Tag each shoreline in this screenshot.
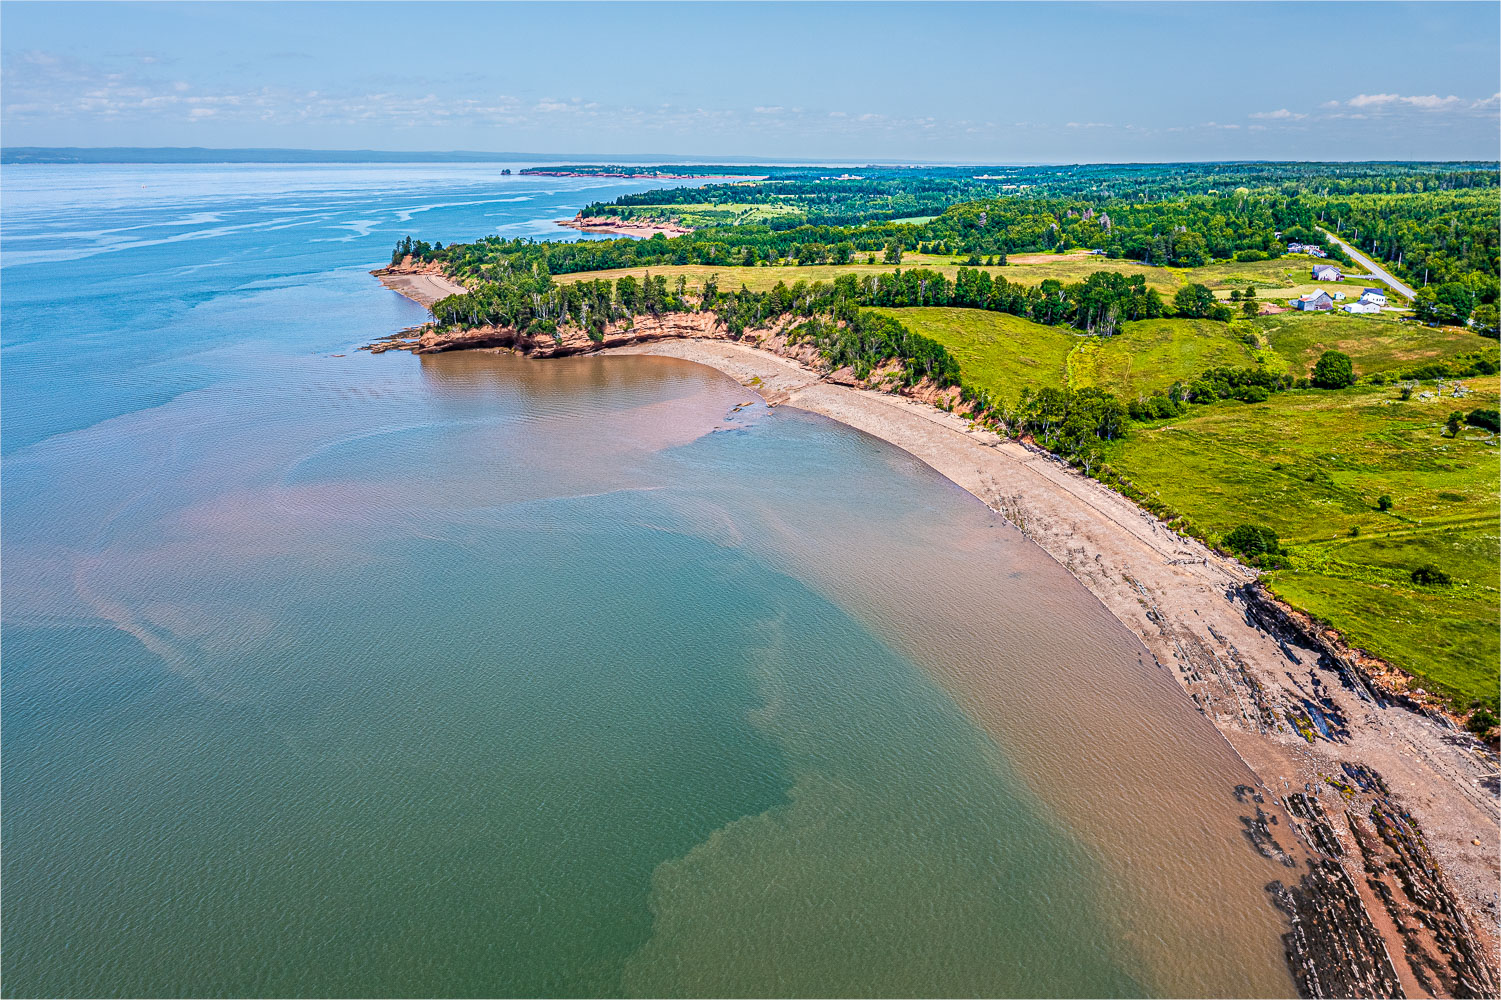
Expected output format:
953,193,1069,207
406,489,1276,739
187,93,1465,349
556,214,695,239
370,262,467,307
611,337,1500,994
370,274,1498,994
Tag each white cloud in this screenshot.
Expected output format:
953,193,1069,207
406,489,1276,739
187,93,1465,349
1249,108,1305,120
1345,93,1465,111
1347,93,1400,108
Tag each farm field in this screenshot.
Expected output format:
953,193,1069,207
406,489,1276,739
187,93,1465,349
868,307,1079,398
1102,381,1499,706
553,252,1411,306
866,307,1476,404
1255,312,1493,376
554,256,1186,295
595,202,802,227
1068,318,1258,398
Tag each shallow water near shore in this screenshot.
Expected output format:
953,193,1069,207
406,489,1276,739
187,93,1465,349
4,164,1294,997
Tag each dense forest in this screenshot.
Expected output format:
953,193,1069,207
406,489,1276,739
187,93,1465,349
575,162,1499,227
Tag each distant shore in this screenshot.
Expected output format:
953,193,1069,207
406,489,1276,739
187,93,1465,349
556,214,695,239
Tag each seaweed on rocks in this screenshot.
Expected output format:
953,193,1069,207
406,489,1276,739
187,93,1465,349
1269,858,1405,999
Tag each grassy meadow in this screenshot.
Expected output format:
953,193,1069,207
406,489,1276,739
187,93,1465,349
1104,381,1498,706
868,307,1081,397
1256,312,1492,376
552,251,1413,307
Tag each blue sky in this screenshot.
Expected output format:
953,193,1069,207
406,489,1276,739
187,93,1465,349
3,1,1497,161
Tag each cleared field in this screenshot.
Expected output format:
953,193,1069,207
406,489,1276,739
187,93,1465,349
1069,319,1258,398
1188,255,1368,288
1257,312,1494,377
555,257,1184,294
1105,381,1499,705
868,307,1079,398
1273,524,1498,706
596,202,801,227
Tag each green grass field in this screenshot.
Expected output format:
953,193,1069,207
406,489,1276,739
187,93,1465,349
596,202,801,227
1070,319,1259,398
554,253,1413,308
868,307,1080,398
1257,312,1493,377
1103,381,1499,706
554,255,1187,295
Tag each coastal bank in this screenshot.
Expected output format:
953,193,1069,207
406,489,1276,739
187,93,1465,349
371,267,1500,998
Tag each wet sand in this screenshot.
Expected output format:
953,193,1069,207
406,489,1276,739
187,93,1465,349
604,336,1500,995
371,267,467,307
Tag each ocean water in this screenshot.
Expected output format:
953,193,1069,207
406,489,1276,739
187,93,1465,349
2,164,1296,997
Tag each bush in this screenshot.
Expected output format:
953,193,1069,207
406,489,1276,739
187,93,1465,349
1239,385,1270,403
1466,708,1498,738
1466,408,1500,432
1234,249,1269,262
1410,564,1451,586
1377,494,1393,511
1311,350,1356,389
1223,524,1281,559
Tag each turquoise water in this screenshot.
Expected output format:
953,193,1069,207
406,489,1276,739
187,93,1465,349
2,165,1294,997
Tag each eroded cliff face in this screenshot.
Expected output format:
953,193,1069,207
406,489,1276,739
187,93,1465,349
364,315,967,419
367,311,731,357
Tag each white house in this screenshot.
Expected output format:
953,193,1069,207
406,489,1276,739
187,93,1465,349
1294,291,1334,311
1312,264,1343,282
1359,288,1387,306
1331,291,1346,301
1343,302,1381,315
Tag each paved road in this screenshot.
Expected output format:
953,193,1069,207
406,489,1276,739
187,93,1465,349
1319,229,1417,299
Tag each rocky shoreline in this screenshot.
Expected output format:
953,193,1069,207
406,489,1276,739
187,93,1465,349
555,214,695,239
368,273,1499,998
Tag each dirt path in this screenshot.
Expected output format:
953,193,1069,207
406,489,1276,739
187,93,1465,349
609,337,1500,993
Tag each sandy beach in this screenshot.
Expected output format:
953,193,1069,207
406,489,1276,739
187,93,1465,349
370,265,467,307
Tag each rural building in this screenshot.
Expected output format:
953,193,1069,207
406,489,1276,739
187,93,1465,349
1312,264,1342,281
1343,302,1381,314
1286,242,1330,258
1293,291,1334,311
1331,291,1346,301
1359,288,1387,306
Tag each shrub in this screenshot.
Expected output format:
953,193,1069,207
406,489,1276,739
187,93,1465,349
1466,708,1498,738
1239,385,1270,403
1311,350,1356,389
1234,249,1269,262
1377,494,1393,511
1446,411,1464,436
1410,564,1451,586
1465,408,1500,432
1222,524,1281,558
1399,386,1413,400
